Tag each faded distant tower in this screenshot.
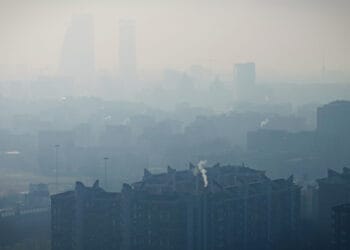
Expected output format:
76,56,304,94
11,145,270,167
118,20,137,82
60,14,95,79
234,62,256,101
234,62,256,87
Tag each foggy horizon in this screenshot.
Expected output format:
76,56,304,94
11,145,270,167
0,0,349,83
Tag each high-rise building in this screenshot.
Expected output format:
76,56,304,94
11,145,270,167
51,181,121,250
123,164,300,250
52,164,300,250
332,204,350,250
317,100,350,135
118,20,137,82
316,101,350,166
317,168,350,232
234,62,256,101
60,14,95,79
234,63,256,87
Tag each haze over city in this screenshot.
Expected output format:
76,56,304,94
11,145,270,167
0,1,350,250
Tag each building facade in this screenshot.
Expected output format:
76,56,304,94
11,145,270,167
52,164,300,250
317,168,350,231
332,204,350,250
51,180,121,250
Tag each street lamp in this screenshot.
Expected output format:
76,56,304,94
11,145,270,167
54,144,60,193
103,157,109,190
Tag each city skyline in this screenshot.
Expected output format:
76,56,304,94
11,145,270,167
0,0,349,82
1,1,350,250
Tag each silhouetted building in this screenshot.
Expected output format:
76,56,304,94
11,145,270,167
51,181,121,250
121,182,188,250
0,207,50,249
52,164,300,250
317,168,350,233
0,184,50,249
124,164,300,250
317,100,350,136
332,204,350,250
316,101,350,166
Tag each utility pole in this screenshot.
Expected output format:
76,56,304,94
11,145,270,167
54,144,60,193
103,157,109,190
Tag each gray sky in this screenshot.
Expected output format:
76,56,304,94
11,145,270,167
0,0,349,80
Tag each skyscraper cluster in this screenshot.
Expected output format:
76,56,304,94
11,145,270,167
59,15,137,91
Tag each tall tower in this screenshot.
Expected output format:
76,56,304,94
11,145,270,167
60,14,95,79
118,20,137,82
234,62,256,87
234,62,256,101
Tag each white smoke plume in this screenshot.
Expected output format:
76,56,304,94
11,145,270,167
260,118,269,128
193,160,208,187
104,115,112,121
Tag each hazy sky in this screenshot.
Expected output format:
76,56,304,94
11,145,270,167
0,0,349,80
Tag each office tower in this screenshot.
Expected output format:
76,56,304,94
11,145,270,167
51,181,121,250
332,204,350,250
60,14,95,79
118,20,137,82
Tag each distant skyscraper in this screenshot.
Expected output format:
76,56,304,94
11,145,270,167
234,62,256,87
317,100,350,135
118,20,137,82
234,62,256,101
60,14,95,79
316,101,350,166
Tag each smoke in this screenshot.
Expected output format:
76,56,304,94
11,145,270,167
104,115,112,120
193,160,208,187
260,118,269,128
122,118,131,125
4,151,20,155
